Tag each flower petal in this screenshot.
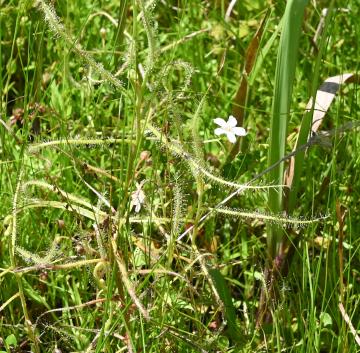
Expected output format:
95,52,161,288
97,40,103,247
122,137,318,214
214,118,227,128
227,115,238,127
214,128,225,136
138,191,145,203
226,132,237,143
232,127,247,136
135,203,141,213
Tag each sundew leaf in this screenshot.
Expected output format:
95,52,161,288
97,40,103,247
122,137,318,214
212,207,326,228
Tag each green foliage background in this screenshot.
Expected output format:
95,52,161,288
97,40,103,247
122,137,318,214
0,0,360,352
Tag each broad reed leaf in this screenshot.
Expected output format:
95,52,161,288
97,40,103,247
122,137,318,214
267,0,308,258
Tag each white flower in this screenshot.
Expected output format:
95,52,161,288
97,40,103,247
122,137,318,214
130,181,146,213
214,115,247,143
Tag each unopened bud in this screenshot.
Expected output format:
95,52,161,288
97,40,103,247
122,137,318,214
100,27,107,39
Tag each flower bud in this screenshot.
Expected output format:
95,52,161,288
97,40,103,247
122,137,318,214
100,27,107,40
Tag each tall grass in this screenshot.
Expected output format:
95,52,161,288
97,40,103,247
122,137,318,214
0,1,359,352
267,0,308,259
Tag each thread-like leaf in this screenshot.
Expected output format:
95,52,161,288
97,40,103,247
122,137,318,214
36,0,126,92
212,207,327,228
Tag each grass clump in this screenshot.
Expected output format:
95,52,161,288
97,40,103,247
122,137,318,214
1,1,360,352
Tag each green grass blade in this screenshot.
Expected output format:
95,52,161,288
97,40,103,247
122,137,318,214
267,0,308,259
286,3,335,214
208,268,244,344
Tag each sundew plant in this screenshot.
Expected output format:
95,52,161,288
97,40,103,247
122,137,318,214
1,0,360,352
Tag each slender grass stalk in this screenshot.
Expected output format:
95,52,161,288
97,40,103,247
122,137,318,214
191,96,206,247
113,0,129,67
167,180,182,267
0,292,21,313
10,164,40,353
267,0,308,259
111,237,150,320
